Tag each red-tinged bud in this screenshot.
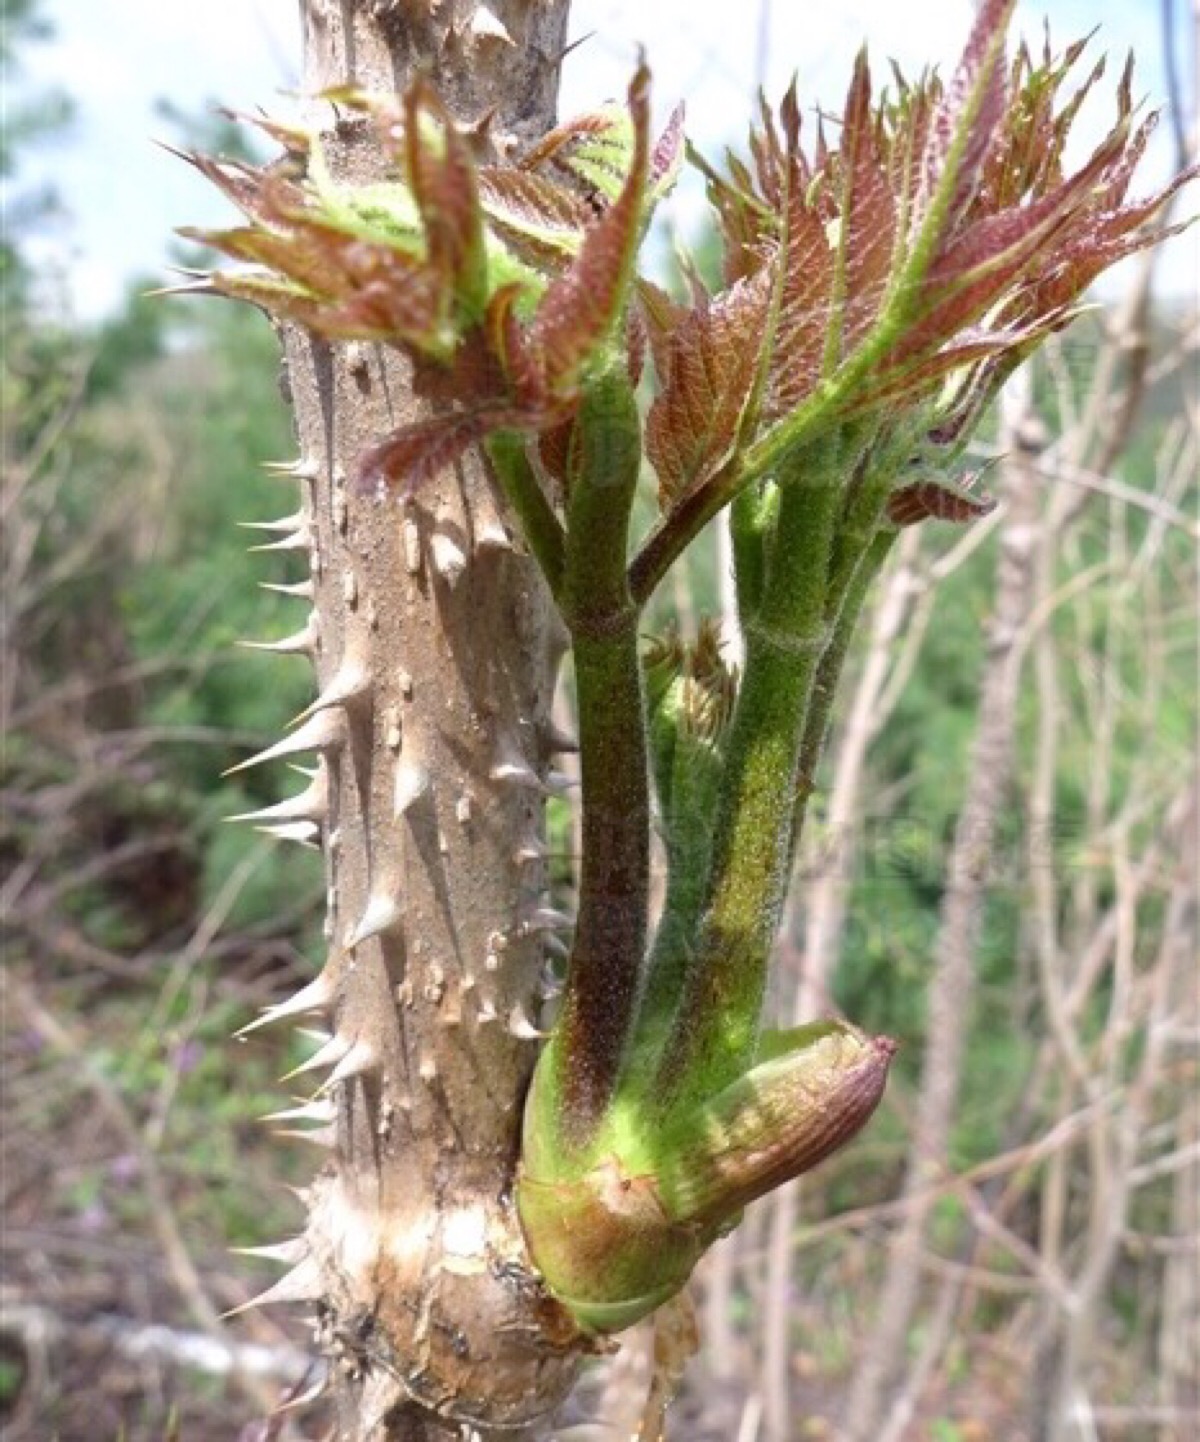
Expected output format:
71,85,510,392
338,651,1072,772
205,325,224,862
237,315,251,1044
518,1022,894,1334
658,1023,896,1228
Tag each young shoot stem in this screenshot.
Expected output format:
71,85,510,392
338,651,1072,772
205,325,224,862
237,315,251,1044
539,364,651,1150
790,526,897,867
485,430,567,597
655,439,844,1106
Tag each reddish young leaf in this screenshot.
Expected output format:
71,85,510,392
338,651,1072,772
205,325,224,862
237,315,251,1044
478,167,591,267
646,272,771,506
184,224,340,297
207,270,334,328
626,304,648,389
768,179,835,418
913,0,1016,240
1012,186,1198,323
637,278,690,388
836,51,899,355
485,283,546,406
891,124,1132,364
848,321,1060,413
689,142,776,284
528,65,653,398
403,80,487,311
887,474,998,527
651,104,687,193
359,406,533,495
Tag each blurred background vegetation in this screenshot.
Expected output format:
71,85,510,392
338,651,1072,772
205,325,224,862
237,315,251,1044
2,1,1197,1438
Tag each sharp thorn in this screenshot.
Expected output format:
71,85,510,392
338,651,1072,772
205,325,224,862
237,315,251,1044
233,1237,310,1266
259,578,316,599
490,760,541,789
255,820,321,847
281,1030,352,1082
236,973,335,1038
507,1004,548,1040
272,1376,330,1417
238,510,306,534
223,711,343,776
521,907,573,935
537,968,563,1001
543,721,579,753
227,767,329,828
262,459,319,482
346,893,403,948
430,532,467,585
249,524,313,554
147,277,216,297
394,761,431,818
475,521,513,554
223,1259,324,1316
291,662,370,725
273,1124,337,1148
260,1096,336,1125
319,1038,379,1091
239,615,319,655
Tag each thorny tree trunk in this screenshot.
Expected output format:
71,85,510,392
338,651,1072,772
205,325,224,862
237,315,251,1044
842,387,1044,1441
255,4,584,1439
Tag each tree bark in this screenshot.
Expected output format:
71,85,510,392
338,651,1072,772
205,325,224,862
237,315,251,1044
254,4,581,1438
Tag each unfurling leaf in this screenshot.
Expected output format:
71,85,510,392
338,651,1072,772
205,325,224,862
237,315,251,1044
646,273,770,506
478,168,592,267
832,51,899,359
359,406,531,493
887,473,997,528
403,79,487,314
528,64,654,398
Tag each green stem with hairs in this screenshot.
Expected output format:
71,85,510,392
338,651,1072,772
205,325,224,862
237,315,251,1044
730,481,777,620
527,362,651,1153
790,526,897,866
485,430,566,597
656,441,844,1105
623,709,719,1075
